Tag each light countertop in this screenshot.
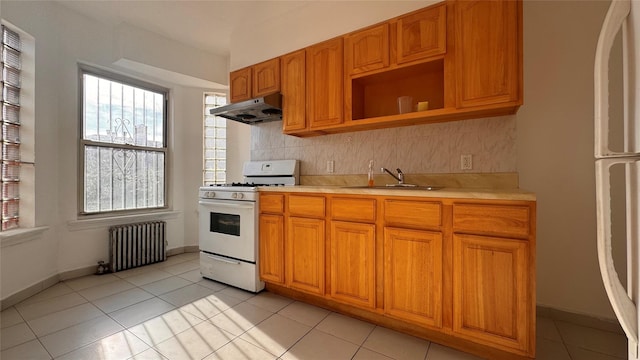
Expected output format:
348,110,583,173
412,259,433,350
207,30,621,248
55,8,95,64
258,185,536,201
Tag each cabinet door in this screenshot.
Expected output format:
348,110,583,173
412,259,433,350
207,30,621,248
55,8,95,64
345,24,389,76
396,3,446,65
307,38,343,128
282,50,307,133
330,221,375,308
454,0,521,108
259,214,285,284
229,67,252,103
253,58,280,97
384,227,442,328
286,217,325,295
453,233,530,353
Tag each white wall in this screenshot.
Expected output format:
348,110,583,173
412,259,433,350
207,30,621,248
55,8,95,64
0,1,233,300
518,0,615,319
229,1,437,70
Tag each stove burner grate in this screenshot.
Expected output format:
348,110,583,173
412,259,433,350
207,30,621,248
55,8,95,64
209,182,285,187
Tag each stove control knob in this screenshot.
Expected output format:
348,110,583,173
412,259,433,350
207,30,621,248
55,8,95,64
232,192,238,199
237,193,244,199
206,191,215,198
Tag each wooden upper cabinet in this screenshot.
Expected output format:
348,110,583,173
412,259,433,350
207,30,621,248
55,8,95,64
307,37,344,128
454,0,522,108
229,58,280,103
229,67,252,103
253,58,280,97
282,50,307,133
345,24,390,76
396,3,447,65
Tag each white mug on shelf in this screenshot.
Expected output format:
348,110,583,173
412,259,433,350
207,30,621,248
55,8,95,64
397,96,413,114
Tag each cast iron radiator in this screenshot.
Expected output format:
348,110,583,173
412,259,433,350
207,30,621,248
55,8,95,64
109,221,167,272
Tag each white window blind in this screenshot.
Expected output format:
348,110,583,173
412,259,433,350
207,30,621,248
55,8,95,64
203,93,227,185
1,25,21,231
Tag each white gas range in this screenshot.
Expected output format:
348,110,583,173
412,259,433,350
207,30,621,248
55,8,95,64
198,160,299,292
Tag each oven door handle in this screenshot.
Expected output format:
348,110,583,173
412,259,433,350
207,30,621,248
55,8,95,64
198,200,255,210
206,254,241,265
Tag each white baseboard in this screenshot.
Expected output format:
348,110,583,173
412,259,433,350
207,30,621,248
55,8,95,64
0,247,199,310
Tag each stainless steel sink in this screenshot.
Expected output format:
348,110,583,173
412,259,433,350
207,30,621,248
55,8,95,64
343,184,443,191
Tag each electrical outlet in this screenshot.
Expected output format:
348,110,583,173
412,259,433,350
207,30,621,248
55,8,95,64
461,154,472,170
327,160,335,173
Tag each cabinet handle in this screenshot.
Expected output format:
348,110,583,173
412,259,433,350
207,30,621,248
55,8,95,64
207,254,241,265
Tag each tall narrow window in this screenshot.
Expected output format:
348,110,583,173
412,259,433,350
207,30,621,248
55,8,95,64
1,25,21,230
80,67,168,214
203,93,227,185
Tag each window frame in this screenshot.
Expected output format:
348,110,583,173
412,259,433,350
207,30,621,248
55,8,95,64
203,92,227,186
0,20,35,234
1,24,23,231
78,64,169,216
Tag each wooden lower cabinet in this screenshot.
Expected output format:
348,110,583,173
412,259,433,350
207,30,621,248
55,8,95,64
453,233,531,353
286,216,325,295
258,192,536,359
330,221,376,308
259,214,285,284
384,227,443,328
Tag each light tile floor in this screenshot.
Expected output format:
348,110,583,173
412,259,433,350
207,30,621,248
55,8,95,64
0,252,627,360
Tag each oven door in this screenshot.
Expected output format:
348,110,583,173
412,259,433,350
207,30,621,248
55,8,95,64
198,198,257,262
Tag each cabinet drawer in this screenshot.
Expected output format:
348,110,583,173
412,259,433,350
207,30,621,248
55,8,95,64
453,203,530,239
260,194,284,213
331,197,376,223
384,199,441,229
289,195,326,218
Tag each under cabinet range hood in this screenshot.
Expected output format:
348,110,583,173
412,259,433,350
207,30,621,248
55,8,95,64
210,93,282,124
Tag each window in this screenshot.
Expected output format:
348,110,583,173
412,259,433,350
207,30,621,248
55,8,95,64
203,93,227,185
1,25,22,230
80,67,168,214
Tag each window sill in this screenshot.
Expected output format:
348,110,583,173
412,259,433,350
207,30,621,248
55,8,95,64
1,226,50,248
67,210,182,231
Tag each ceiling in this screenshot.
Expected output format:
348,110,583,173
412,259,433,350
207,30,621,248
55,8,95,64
53,1,316,56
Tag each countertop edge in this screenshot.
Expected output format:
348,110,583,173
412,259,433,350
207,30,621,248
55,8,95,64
258,185,536,201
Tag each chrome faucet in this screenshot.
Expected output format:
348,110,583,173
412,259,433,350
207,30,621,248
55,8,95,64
381,167,405,184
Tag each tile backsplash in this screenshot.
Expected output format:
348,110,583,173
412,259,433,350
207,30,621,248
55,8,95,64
250,116,516,176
